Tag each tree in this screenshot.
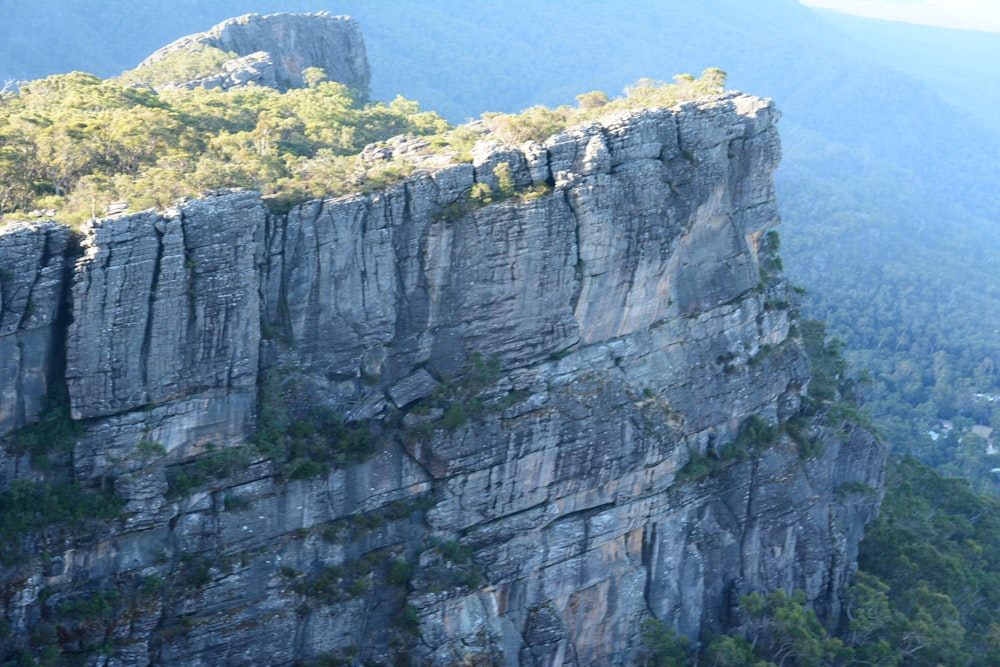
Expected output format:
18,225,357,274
741,590,843,667
575,90,609,109
639,618,691,666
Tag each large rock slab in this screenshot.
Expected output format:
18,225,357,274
65,191,263,428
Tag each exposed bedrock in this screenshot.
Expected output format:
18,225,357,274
0,93,886,666
136,12,370,93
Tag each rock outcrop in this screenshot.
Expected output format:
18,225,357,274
136,12,370,92
0,221,72,438
0,92,886,666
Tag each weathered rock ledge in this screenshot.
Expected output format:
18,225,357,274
0,93,885,666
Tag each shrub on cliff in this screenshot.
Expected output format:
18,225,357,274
480,68,728,148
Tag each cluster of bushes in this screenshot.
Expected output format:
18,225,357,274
0,67,448,224
6,386,82,471
479,68,728,148
0,480,122,565
0,63,729,226
252,371,378,481
319,493,436,543
402,352,505,441
416,538,484,592
164,444,252,498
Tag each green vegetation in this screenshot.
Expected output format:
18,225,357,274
638,618,691,666
141,574,164,597
422,538,484,591
852,455,1000,665
479,69,727,148
320,493,436,543
435,161,552,222
0,65,728,226
401,353,505,440
0,479,121,564
0,69,448,224
165,445,252,498
181,555,215,588
253,372,378,480
163,384,380,498
639,589,846,666
6,386,82,471
136,439,167,458
782,158,1000,496
291,550,390,604
674,414,780,483
799,318,874,440
56,588,119,621
118,46,236,88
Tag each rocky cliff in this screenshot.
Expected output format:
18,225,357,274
135,12,370,92
0,92,885,666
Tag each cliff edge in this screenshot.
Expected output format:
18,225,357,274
0,93,885,665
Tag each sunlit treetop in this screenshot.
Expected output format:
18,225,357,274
0,67,726,226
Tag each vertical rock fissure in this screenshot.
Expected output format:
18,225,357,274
273,211,293,342
14,236,46,334
641,522,658,616
140,224,166,392
358,200,371,320
739,457,760,588
391,184,416,349
180,217,198,380
562,188,585,316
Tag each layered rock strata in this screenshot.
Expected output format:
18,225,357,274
0,93,885,666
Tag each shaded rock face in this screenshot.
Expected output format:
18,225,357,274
0,94,886,666
138,12,370,92
0,221,72,438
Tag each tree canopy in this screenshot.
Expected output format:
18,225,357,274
0,67,727,226
0,68,449,223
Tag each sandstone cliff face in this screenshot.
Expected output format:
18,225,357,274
137,12,370,92
0,93,885,666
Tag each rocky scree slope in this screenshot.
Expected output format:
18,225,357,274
0,93,885,665
133,12,370,93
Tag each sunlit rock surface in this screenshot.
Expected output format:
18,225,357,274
136,12,370,92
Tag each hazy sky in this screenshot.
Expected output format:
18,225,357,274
799,0,1000,31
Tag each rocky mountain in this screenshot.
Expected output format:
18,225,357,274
132,12,370,92
0,15,884,667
